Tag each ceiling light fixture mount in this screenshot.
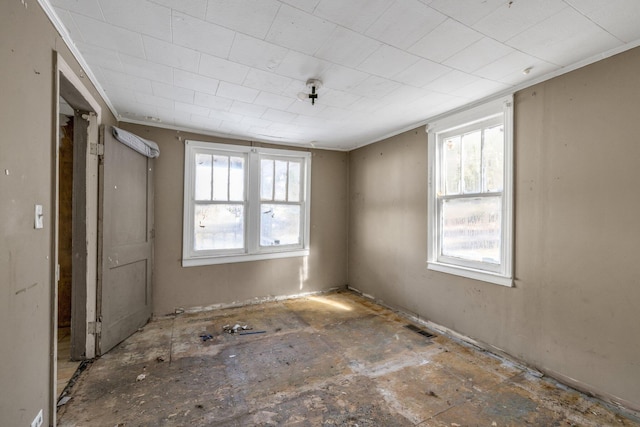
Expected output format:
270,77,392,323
297,79,322,105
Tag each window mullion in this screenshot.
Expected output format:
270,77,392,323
247,150,260,254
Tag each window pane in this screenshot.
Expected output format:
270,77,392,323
229,156,245,201
261,159,274,200
194,204,244,250
441,196,501,264
260,204,300,246
212,155,229,201
288,162,301,202
483,125,504,192
195,154,212,201
444,136,461,195
461,130,481,194
274,160,288,201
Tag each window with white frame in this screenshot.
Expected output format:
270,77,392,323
183,141,311,266
427,96,513,286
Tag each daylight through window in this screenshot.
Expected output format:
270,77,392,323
183,141,311,266
427,96,513,286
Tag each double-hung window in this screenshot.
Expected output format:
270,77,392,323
183,141,311,266
427,96,513,286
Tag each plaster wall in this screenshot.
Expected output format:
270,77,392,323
0,2,115,425
120,124,349,316
348,47,640,410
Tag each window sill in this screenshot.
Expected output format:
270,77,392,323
427,261,513,287
183,249,309,267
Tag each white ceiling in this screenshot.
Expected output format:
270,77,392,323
45,0,640,150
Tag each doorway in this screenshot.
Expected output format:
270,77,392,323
56,97,79,398
52,53,102,424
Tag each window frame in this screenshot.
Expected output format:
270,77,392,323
427,96,514,287
182,141,311,267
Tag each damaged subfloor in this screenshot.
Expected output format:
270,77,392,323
58,291,639,426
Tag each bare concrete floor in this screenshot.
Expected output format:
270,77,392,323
58,291,638,426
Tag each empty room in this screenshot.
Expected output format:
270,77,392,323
1,0,639,426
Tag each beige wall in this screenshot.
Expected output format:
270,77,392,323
349,47,640,410
0,2,116,426
120,124,349,316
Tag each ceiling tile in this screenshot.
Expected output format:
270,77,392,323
174,70,220,95
175,101,210,116
209,110,244,123
242,69,293,95
261,108,297,123
72,13,145,58
473,0,568,42
266,4,336,54
143,36,200,72
199,54,250,84
52,9,86,43
51,0,103,20
194,92,234,110
320,89,361,108
566,0,640,42
241,116,272,128
275,50,332,80
135,92,175,110
357,45,420,79
474,51,547,82
451,78,510,100
314,27,382,68
152,81,195,103
99,0,172,41
172,12,235,58
305,68,362,97
443,37,514,73
253,92,295,110
313,0,391,33
229,34,290,72
230,101,268,118
351,75,402,98
100,69,154,94
279,0,321,13
365,0,446,49
429,0,505,26
149,0,207,17
217,81,260,103
190,113,221,127
74,42,123,72
119,53,174,84
286,99,327,115
408,18,482,63
393,58,451,88
205,0,281,39
423,70,478,94
507,7,622,65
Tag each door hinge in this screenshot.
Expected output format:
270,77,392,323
90,143,104,156
88,320,102,335
55,264,60,283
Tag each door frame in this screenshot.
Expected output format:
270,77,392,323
51,53,102,424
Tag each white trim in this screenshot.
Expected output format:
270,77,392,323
427,96,514,286
183,249,310,267
427,261,513,287
182,141,311,266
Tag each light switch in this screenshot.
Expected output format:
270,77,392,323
35,204,43,229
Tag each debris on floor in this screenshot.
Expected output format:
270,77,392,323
56,292,640,427
223,323,252,334
199,333,213,342
135,373,146,382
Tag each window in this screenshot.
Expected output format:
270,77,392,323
427,96,513,286
183,141,311,266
